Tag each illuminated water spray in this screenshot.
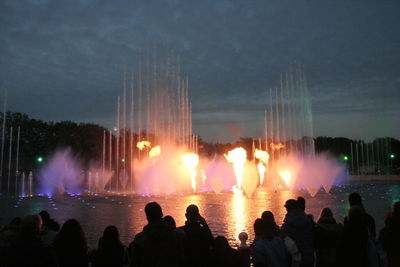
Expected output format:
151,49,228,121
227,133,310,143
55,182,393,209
181,153,199,192
254,149,269,185
225,147,247,194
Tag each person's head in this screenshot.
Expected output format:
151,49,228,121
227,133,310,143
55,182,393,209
99,225,122,249
185,204,200,222
214,236,230,251
54,219,87,250
238,232,248,245
284,199,298,212
253,218,266,238
39,210,50,223
163,215,176,229
20,215,42,237
348,192,362,207
297,197,306,211
319,207,333,220
144,202,163,223
261,211,275,224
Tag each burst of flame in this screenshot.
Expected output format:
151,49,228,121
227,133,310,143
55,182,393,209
181,153,199,192
257,162,266,185
270,142,285,150
254,149,269,163
254,149,269,185
137,141,151,150
224,147,247,193
149,146,161,158
278,170,292,186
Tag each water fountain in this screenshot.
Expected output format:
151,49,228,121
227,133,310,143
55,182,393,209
35,58,343,197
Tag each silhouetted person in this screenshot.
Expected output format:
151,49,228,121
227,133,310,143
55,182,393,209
297,196,315,222
179,204,214,267
40,210,60,245
282,199,314,267
379,201,400,267
261,210,281,236
297,197,306,211
209,236,246,267
339,205,369,267
40,210,60,231
90,225,127,267
129,202,183,267
0,217,21,247
1,214,58,267
344,192,376,240
163,215,176,230
252,218,289,267
314,208,343,267
53,218,88,267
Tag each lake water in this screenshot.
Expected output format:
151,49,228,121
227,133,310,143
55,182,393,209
1,182,399,248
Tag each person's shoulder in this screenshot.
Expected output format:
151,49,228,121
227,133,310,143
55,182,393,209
130,231,146,246
365,212,375,223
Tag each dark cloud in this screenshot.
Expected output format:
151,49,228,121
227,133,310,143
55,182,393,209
0,0,399,142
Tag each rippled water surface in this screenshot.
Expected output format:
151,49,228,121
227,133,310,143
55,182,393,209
2,182,400,248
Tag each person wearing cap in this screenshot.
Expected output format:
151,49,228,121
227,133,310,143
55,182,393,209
179,204,214,267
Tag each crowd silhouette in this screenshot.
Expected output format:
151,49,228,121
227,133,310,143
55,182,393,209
0,192,399,267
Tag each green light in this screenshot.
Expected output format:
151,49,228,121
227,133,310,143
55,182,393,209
343,155,349,161
37,156,44,163
390,154,395,159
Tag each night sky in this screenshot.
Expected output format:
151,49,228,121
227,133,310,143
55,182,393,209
1,0,399,142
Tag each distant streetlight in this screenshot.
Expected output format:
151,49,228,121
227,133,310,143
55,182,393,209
121,158,125,163
390,154,395,159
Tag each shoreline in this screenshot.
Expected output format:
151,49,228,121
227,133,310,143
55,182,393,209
346,175,400,183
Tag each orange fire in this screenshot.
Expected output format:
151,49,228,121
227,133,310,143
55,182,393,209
181,153,199,192
137,141,151,150
278,170,292,186
149,146,161,158
254,149,269,185
270,142,285,150
224,147,247,193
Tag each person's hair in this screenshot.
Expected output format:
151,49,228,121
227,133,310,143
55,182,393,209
99,225,123,249
144,202,163,223
261,211,275,224
214,236,231,251
163,215,176,229
53,219,87,252
284,199,298,212
186,204,200,222
238,232,248,242
254,218,266,238
297,197,306,211
39,210,50,223
319,207,333,220
20,215,42,236
348,192,362,206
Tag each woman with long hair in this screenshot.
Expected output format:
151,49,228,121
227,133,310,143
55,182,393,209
53,218,88,267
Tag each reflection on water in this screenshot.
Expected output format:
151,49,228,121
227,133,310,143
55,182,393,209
229,194,247,242
1,183,400,248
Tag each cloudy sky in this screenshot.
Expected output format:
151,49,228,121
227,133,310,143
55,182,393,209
1,0,399,142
